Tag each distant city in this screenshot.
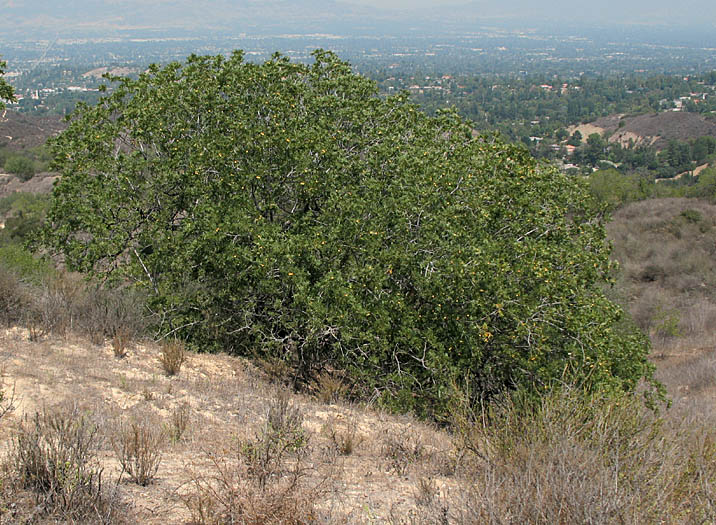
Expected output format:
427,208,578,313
3,28,716,109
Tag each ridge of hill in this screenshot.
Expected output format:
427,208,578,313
570,111,716,150
0,110,65,151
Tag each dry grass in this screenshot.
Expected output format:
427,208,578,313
1,323,715,524
322,416,363,457
312,370,348,404
184,390,319,524
184,450,318,525
168,402,191,444
0,326,458,523
608,197,716,417
0,266,31,327
159,338,186,376
112,414,165,486
449,388,716,524
608,198,716,346
112,326,131,359
4,403,125,524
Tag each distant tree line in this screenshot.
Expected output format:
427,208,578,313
391,71,716,147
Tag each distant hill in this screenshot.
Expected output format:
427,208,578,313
0,110,65,151
570,112,716,150
0,0,392,38
2,0,714,41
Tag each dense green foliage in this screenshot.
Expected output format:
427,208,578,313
3,155,35,180
39,51,654,416
586,162,716,211
0,59,15,108
0,145,51,180
0,193,50,243
397,71,716,143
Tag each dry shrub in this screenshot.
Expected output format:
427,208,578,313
184,390,316,524
412,477,450,525
7,404,123,523
322,417,362,457
0,266,30,326
185,452,316,525
0,262,147,346
450,387,716,524
75,283,146,346
112,415,164,486
0,380,15,421
382,432,425,476
608,198,716,346
159,339,186,376
34,273,82,337
112,326,131,358
240,390,308,489
656,349,716,394
168,402,191,443
256,356,294,385
313,370,348,404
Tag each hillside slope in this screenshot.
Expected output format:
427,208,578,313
570,111,716,150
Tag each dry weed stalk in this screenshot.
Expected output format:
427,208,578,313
112,416,164,486
111,327,130,358
450,387,716,524
322,417,362,457
159,338,186,376
7,404,122,523
169,402,191,443
184,390,317,524
314,370,348,404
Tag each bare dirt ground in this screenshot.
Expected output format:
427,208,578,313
0,328,458,524
0,172,59,198
569,112,716,150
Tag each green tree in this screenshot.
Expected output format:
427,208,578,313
4,155,35,181
582,133,607,166
0,193,50,243
38,51,655,417
588,169,646,209
0,59,15,108
567,130,582,147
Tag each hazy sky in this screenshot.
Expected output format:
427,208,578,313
342,0,462,7
1,0,715,34
341,0,716,25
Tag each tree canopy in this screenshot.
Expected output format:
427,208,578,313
39,50,654,417
0,59,15,108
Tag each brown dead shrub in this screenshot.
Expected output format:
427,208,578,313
450,387,716,524
6,404,124,523
184,390,316,524
112,415,165,486
159,338,186,376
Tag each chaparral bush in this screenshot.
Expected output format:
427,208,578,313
38,50,655,417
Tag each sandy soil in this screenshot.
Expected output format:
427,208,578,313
0,327,458,524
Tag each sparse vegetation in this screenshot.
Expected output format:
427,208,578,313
450,388,716,524
5,404,123,523
112,326,130,358
608,198,716,349
313,370,348,405
322,416,362,457
240,390,308,489
382,433,426,477
184,390,316,524
168,402,191,443
111,415,164,486
159,338,186,376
